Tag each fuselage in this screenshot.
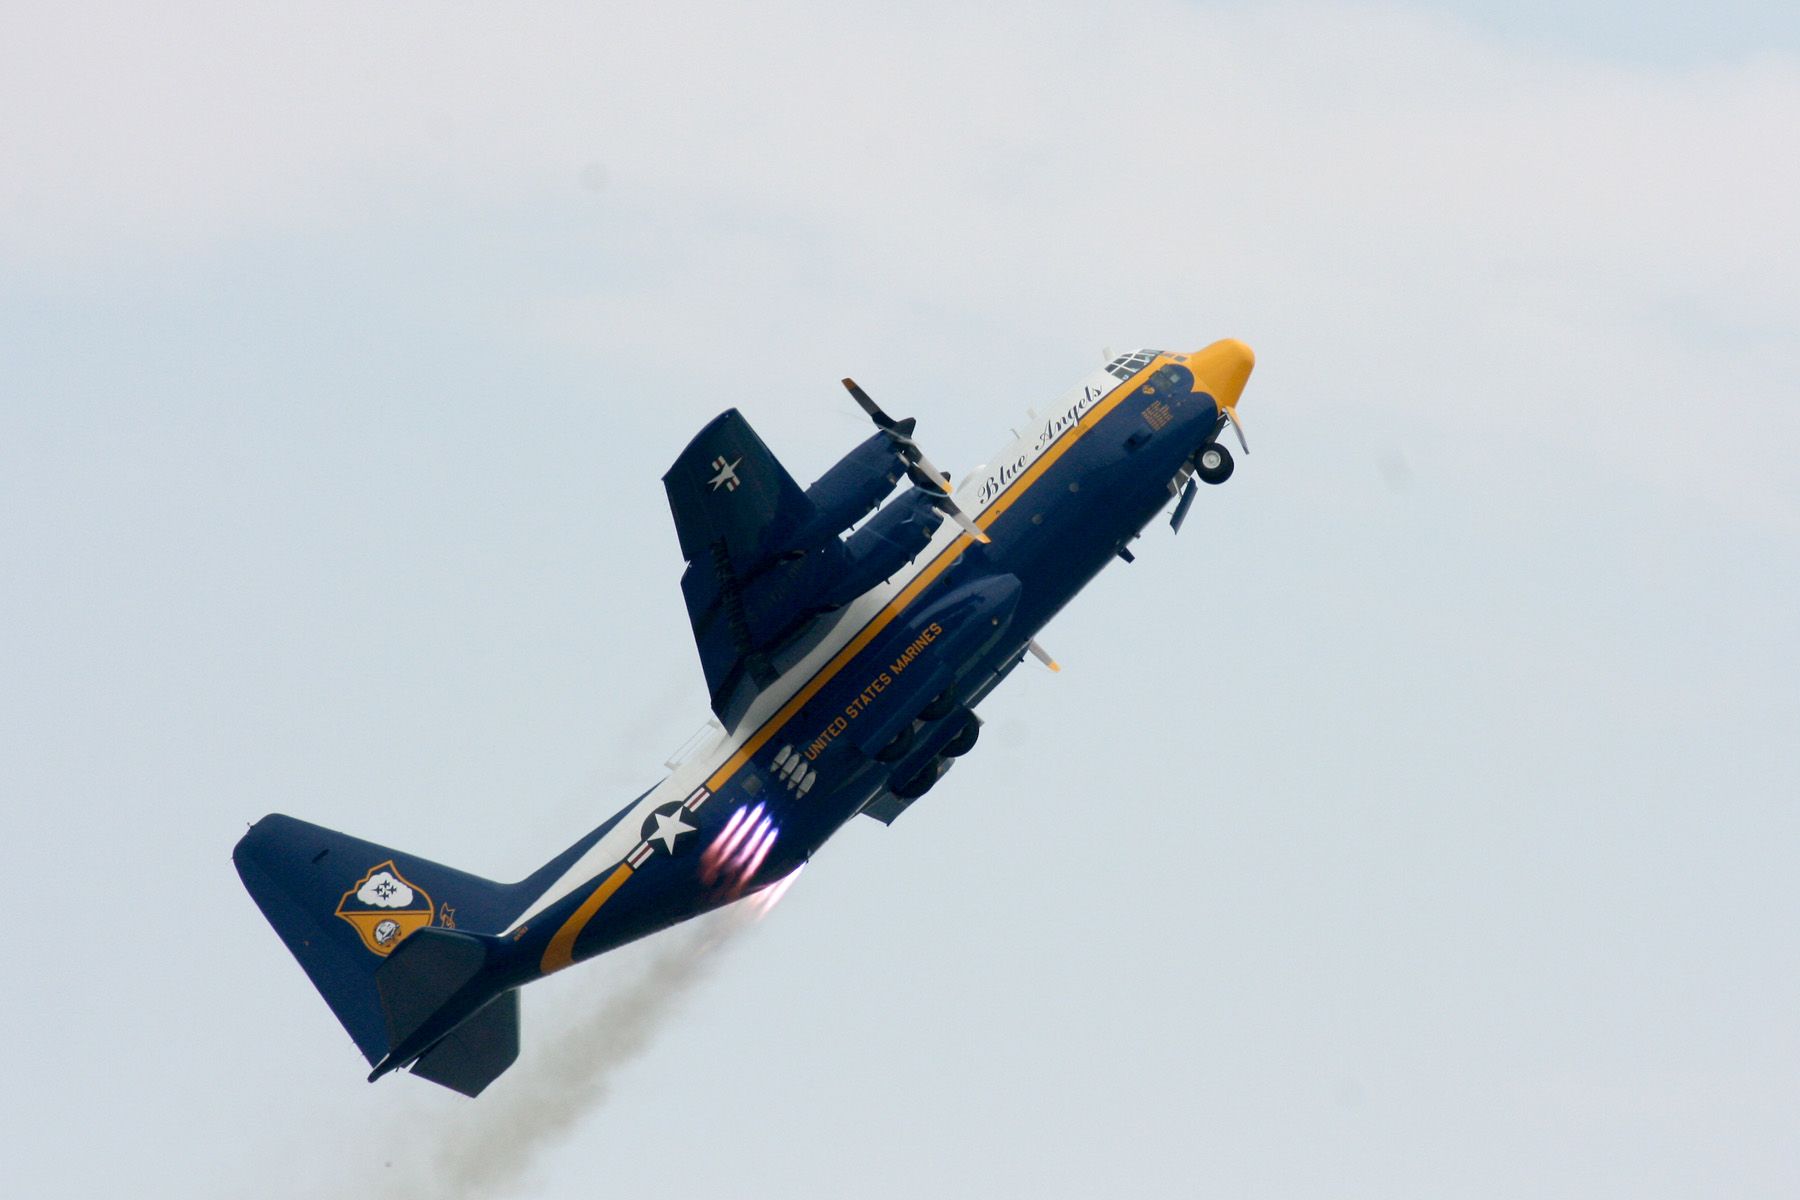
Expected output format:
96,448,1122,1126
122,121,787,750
486,341,1254,991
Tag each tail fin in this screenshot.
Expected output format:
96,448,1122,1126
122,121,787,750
232,809,619,1074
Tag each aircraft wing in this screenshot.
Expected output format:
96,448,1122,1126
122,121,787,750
664,409,815,576
663,410,822,724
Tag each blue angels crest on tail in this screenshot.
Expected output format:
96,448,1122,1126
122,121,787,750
334,861,434,955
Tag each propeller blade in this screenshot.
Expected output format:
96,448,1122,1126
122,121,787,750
1169,477,1198,533
925,487,992,544
846,378,938,478
941,500,992,544
1221,404,1248,454
1026,638,1061,673
842,373,977,534
841,378,896,430
905,454,952,495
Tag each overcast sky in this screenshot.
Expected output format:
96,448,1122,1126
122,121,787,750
3,3,1796,1198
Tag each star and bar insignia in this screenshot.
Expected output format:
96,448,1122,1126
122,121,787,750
625,788,711,868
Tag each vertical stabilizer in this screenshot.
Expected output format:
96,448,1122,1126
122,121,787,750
232,807,623,1070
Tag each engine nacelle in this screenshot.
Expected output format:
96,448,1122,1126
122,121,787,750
786,433,906,552
728,486,944,651
818,488,943,609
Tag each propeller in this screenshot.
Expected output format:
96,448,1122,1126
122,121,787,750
842,377,991,544
926,488,992,543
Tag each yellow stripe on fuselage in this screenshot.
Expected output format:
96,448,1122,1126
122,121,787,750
537,355,1173,974
695,358,1163,791
540,862,634,973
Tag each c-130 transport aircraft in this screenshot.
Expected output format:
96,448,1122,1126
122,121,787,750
235,339,1256,1096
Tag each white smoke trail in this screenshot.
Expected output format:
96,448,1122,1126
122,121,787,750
377,906,753,1200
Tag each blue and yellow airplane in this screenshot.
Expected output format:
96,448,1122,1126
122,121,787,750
235,340,1256,1096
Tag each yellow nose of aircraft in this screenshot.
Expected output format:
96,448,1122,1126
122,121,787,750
1186,338,1255,412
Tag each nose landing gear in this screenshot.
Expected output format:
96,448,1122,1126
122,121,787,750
1195,443,1234,485
1170,440,1235,533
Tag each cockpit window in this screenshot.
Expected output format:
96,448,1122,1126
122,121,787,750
1104,349,1161,380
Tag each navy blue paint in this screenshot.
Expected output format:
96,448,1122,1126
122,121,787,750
499,360,1221,981
236,355,1225,1085
232,801,634,1064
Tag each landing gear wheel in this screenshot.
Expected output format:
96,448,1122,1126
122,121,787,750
893,757,950,800
941,717,980,758
875,721,917,763
921,687,958,722
1196,443,1234,485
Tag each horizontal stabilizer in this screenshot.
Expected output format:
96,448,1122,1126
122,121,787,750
373,927,521,1097
410,989,520,1098
375,927,490,1049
